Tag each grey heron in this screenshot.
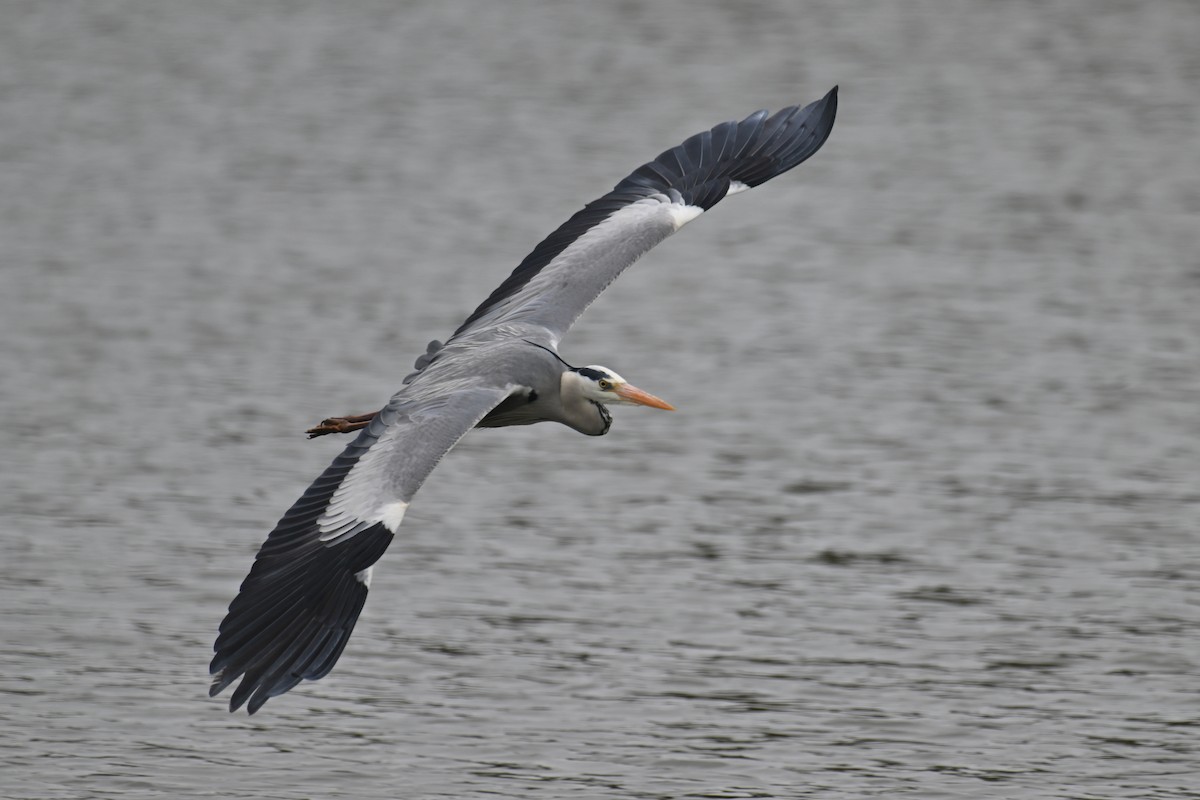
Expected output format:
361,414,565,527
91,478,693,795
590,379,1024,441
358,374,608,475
211,87,838,713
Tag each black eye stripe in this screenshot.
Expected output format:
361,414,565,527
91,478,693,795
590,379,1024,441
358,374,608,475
575,367,609,381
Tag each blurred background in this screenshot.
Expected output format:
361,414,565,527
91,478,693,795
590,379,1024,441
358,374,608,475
2,2,1197,798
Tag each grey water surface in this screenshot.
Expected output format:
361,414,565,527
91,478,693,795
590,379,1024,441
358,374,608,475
2,2,1198,798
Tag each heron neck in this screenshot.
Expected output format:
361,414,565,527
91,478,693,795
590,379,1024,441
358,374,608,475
558,370,611,436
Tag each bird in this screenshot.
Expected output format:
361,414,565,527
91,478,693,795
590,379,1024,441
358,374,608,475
210,86,838,713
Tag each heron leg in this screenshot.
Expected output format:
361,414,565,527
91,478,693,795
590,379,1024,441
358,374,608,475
306,411,378,438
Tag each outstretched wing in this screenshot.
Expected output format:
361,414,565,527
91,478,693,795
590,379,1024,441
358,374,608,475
210,375,519,713
448,86,837,347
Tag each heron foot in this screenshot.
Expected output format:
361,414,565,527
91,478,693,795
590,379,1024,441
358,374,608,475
306,412,378,438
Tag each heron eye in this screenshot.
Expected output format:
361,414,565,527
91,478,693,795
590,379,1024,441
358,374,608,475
597,379,612,391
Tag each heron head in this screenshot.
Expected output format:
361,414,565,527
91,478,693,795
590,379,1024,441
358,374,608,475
571,365,675,410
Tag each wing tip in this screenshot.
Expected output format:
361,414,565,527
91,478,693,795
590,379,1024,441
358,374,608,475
802,84,839,160
209,521,392,713
816,84,838,130
210,580,369,714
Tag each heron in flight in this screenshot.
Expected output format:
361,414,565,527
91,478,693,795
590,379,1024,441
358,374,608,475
211,87,838,713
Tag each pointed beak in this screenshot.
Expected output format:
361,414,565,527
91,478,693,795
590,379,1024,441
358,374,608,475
613,382,675,410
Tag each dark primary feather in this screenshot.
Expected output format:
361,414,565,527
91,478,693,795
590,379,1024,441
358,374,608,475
451,86,837,338
209,425,391,714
